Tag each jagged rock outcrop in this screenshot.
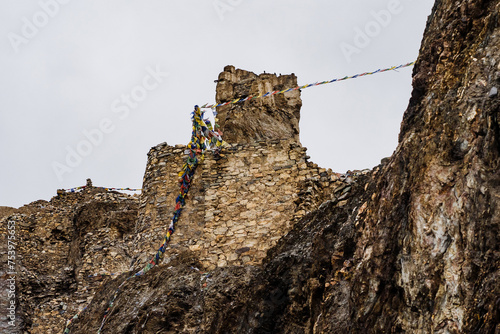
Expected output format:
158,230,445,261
0,188,139,333
339,0,500,331
5,0,499,332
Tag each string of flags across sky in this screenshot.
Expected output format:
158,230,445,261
64,61,414,333
200,61,415,109
63,185,142,192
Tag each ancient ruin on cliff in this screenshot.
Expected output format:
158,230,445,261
1,66,364,333
1,0,499,332
135,66,358,270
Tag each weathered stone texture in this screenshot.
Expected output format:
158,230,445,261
215,66,302,144
7,0,500,332
135,139,352,271
132,68,347,271
72,0,499,332
1,189,139,334
70,168,372,334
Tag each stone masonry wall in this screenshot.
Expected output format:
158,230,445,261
134,139,358,271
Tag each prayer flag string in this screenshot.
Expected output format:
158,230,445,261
63,186,142,193
63,106,225,334
200,61,415,109
63,61,414,333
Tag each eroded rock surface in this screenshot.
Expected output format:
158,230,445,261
6,0,500,332
1,188,139,333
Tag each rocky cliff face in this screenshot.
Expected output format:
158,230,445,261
348,0,500,331
3,0,499,332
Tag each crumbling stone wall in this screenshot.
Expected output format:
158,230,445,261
7,68,361,333
135,139,355,270
215,65,302,145
1,189,139,334
11,0,500,331
134,68,355,270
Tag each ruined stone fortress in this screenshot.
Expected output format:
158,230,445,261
133,65,357,270
2,66,362,333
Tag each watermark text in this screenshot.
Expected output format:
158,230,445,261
340,0,405,63
6,219,17,327
8,0,72,53
51,65,169,182
213,0,244,21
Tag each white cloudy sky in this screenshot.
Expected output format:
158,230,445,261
0,0,434,208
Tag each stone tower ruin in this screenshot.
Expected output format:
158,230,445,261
133,66,351,270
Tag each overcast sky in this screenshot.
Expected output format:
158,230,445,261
0,0,434,208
